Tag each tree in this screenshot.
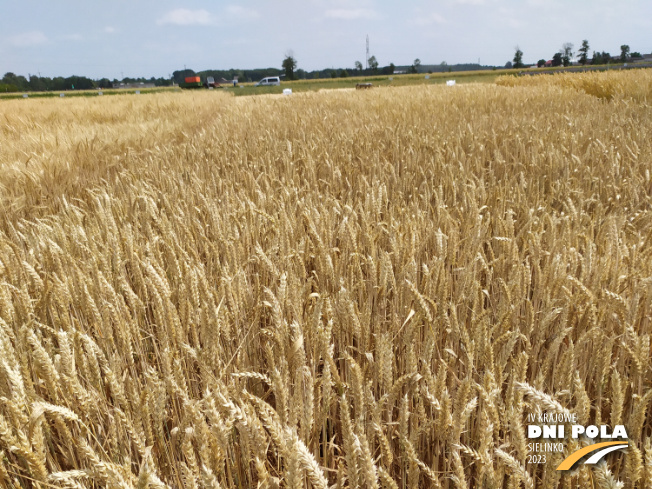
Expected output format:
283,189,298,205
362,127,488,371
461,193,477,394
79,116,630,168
28,75,47,91
593,51,611,65
513,46,524,68
2,72,28,91
355,61,363,72
282,51,297,80
552,53,563,67
537,59,546,68
562,43,574,66
413,58,421,73
339,69,349,78
389,63,395,74
368,55,378,73
578,40,590,65
620,45,630,62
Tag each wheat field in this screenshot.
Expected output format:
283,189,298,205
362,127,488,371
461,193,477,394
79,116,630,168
0,72,651,488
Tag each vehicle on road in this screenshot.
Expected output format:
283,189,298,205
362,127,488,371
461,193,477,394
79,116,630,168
179,76,220,89
255,77,281,87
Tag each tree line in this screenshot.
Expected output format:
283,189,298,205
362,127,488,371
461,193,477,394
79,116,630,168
4,41,646,93
2,51,494,94
1,63,408,93
0,72,174,93
512,41,643,69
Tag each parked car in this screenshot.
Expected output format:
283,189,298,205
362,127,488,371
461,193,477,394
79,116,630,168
255,77,281,87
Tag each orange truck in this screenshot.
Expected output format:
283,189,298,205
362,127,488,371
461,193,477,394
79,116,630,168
179,76,219,89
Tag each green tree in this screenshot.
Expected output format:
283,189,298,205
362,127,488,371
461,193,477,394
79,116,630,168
578,40,590,65
66,76,95,90
355,61,363,72
2,72,28,90
28,75,47,91
2,72,17,84
537,59,546,68
368,55,378,73
562,43,574,66
339,69,349,78
282,52,297,80
552,53,563,67
620,45,630,62
513,46,524,68
593,51,611,65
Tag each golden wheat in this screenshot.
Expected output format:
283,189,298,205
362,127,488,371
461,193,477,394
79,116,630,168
0,70,651,488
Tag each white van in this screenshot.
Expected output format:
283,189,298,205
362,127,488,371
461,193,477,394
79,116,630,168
255,77,281,86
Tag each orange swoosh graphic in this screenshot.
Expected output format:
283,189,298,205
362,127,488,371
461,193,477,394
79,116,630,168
557,441,628,471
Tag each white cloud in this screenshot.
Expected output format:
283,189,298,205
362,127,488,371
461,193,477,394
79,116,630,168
324,8,379,20
498,7,525,29
8,31,48,47
104,26,116,34
157,9,215,26
505,17,525,29
414,13,447,26
453,0,486,4
226,6,260,21
63,34,83,41
222,37,253,47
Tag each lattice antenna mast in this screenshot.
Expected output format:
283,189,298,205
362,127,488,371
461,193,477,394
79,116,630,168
366,35,370,70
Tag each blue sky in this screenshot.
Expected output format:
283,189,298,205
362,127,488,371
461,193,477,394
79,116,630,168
1,0,651,79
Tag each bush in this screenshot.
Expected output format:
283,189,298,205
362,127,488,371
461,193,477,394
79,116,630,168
0,83,20,93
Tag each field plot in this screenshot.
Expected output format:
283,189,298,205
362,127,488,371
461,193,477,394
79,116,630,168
0,72,651,488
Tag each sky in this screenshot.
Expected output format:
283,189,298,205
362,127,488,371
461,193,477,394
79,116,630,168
1,0,651,79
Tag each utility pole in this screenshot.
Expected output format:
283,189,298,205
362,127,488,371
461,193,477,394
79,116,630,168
366,35,370,70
